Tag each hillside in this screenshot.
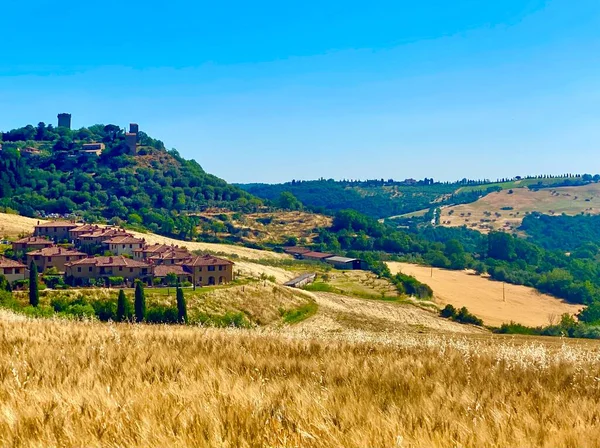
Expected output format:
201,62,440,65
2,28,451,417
0,121,260,240
388,262,584,327
440,184,600,233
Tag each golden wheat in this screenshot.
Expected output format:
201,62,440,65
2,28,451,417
1,311,600,448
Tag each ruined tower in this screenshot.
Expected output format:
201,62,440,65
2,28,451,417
129,123,139,134
57,113,72,129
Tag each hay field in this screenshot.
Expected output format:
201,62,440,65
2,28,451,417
0,213,42,238
388,262,584,327
440,183,600,233
1,313,600,447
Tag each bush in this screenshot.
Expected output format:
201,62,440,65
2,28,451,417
108,277,124,287
440,304,483,326
145,305,179,324
440,304,456,318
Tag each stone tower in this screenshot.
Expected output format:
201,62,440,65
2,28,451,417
125,133,137,155
57,113,72,129
129,123,139,134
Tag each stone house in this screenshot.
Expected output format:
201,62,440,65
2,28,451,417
64,256,152,284
181,255,234,286
12,237,54,254
0,256,27,282
68,224,102,243
34,221,80,242
153,264,190,285
77,228,132,250
27,247,87,273
103,236,145,256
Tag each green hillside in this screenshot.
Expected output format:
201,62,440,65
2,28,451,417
0,122,261,239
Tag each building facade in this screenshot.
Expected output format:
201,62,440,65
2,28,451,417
182,255,234,286
26,247,87,273
103,236,145,256
57,113,71,129
12,237,54,254
0,256,27,282
65,256,152,284
34,222,81,242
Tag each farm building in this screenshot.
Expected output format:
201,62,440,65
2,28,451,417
283,247,311,256
284,273,316,288
34,221,80,242
324,256,365,270
0,256,27,282
301,251,334,262
103,236,145,256
65,256,152,285
27,246,87,273
12,236,54,253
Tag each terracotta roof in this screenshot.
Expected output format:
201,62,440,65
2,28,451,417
27,247,86,257
302,251,334,259
103,236,145,244
283,247,311,254
34,221,80,228
70,224,101,234
148,248,191,260
183,254,234,267
79,228,132,239
135,243,179,254
65,256,151,268
0,256,26,269
154,265,188,277
13,236,54,245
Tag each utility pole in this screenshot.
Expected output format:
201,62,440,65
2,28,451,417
503,282,506,302
431,267,433,278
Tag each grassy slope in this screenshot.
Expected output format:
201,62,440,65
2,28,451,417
440,183,600,233
1,313,599,447
388,262,584,327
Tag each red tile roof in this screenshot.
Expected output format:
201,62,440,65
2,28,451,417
154,265,188,277
103,236,145,245
27,247,86,257
283,247,311,254
34,221,80,228
183,254,234,267
13,236,54,245
302,251,334,259
70,224,102,234
0,256,26,269
65,256,151,268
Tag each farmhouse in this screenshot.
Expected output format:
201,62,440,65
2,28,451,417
27,246,87,273
0,256,27,282
34,221,80,242
65,256,152,285
324,256,366,270
147,247,192,265
301,251,334,262
103,236,145,256
182,255,234,286
133,243,187,261
283,247,311,256
284,273,316,288
153,264,189,285
78,228,132,249
12,236,54,253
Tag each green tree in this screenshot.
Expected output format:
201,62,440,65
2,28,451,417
29,261,39,307
176,284,187,323
134,281,146,322
278,191,302,210
165,272,178,294
116,289,128,322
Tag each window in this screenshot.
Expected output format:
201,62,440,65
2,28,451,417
89,267,93,272
78,267,82,273
130,268,133,273
15,268,21,274
123,245,126,249
218,265,223,271
5,268,12,275
119,267,123,271
47,257,52,262
129,244,133,249
208,266,215,272
66,257,70,261
35,256,40,260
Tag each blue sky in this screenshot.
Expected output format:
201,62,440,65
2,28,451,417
1,0,599,183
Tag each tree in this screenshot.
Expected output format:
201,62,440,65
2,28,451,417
165,272,178,294
117,289,129,322
29,261,39,307
278,191,302,210
134,281,146,322
176,284,187,323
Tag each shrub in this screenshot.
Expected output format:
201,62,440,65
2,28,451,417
145,305,178,324
440,304,456,319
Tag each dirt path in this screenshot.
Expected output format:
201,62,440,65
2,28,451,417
388,262,584,327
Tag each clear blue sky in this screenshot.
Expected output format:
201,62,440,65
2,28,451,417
1,0,599,183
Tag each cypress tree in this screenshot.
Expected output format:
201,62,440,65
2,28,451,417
116,289,128,322
176,284,187,323
29,261,39,307
134,281,146,322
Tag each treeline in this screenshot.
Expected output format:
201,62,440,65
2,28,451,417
308,209,600,308
0,123,261,239
520,213,600,252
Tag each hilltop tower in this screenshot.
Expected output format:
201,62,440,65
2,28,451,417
57,113,72,129
129,123,139,134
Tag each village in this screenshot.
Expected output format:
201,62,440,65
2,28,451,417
0,221,234,288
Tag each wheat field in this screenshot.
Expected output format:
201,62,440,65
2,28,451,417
1,312,600,448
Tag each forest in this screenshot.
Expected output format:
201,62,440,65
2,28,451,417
0,122,262,239
520,212,600,252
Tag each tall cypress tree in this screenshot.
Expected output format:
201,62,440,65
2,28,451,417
134,281,146,323
116,289,128,322
29,261,39,307
176,284,187,324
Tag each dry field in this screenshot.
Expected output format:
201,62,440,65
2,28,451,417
326,270,400,298
1,313,600,447
0,213,42,238
440,183,600,233
388,262,584,327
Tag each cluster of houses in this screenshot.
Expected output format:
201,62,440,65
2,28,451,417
283,247,367,270
0,221,234,287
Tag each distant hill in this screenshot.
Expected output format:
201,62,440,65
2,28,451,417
238,179,489,218
0,121,261,239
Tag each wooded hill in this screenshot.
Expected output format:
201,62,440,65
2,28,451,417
0,122,261,239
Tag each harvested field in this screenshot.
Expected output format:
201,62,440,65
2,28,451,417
440,183,600,233
0,213,41,238
388,262,584,327
1,314,600,447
